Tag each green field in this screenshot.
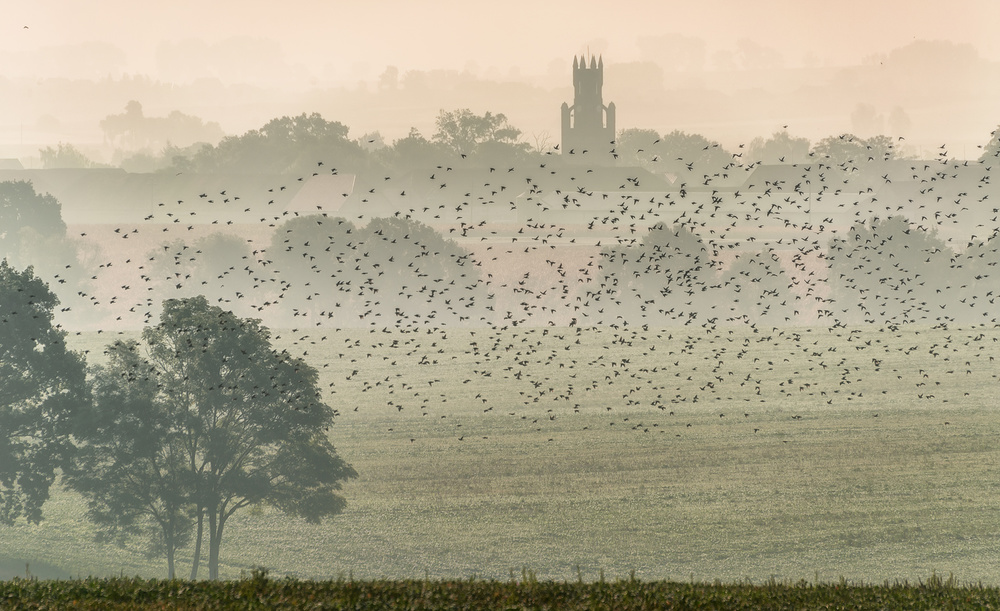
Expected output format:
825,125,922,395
3,323,998,584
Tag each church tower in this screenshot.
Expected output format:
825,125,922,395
561,55,616,161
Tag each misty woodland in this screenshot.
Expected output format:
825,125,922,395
3,42,1000,589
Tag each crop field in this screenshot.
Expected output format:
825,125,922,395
1,572,999,610
2,323,998,584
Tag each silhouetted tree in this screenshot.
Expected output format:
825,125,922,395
101,101,223,151
66,339,195,579
745,131,811,165
615,128,662,167
358,216,492,327
433,109,529,162
70,296,356,579
175,113,369,175
720,249,797,324
656,130,730,175
811,134,868,169
99,100,146,150
379,128,449,172
0,261,87,526
811,134,899,170
266,215,365,325
827,216,954,325
38,143,102,169
0,182,93,326
614,128,730,175
977,126,1000,163
144,233,262,320
0,181,66,261
593,223,716,325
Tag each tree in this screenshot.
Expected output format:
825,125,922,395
144,233,262,320
810,133,868,169
99,100,145,149
38,143,102,169
266,215,365,325
654,130,730,175
720,249,797,324
810,134,900,170
614,128,662,167
0,181,95,327
174,113,369,175
432,108,528,161
591,223,716,325
380,128,449,172
67,339,195,578
826,216,954,325
69,296,356,579
0,181,66,262
358,217,492,327
977,125,1000,163
745,131,811,165
0,261,87,526
101,101,223,151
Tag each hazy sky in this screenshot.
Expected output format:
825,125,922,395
7,0,1000,83
3,0,1000,160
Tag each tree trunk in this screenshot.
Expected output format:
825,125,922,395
208,509,218,580
208,510,228,580
189,507,203,580
166,538,175,580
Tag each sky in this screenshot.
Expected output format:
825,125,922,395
7,0,1000,82
3,1,1000,158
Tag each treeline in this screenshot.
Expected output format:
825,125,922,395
147,214,493,328
114,211,1000,329
48,105,1000,177
5,176,999,331
584,217,1000,328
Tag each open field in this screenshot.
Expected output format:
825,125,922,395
2,324,997,583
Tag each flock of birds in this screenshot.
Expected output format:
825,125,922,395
38,131,1000,441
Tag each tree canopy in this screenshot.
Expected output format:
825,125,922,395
0,181,67,263
432,109,529,162
68,296,356,579
0,260,87,525
174,113,368,175
614,129,731,175
810,134,900,169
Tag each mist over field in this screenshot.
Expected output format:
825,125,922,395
1,0,1000,585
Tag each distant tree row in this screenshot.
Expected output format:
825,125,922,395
584,217,1000,328
5,176,1000,332
40,101,1000,178
586,223,797,326
144,214,493,329
151,110,533,176
614,128,909,173
0,181,93,325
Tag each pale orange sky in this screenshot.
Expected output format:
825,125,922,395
2,0,1000,161
5,0,1000,83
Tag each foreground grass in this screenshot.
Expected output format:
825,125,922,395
0,573,997,610
9,324,995,583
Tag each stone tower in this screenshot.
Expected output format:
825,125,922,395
561,55,615,161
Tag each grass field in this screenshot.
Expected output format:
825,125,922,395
2,323,997,584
